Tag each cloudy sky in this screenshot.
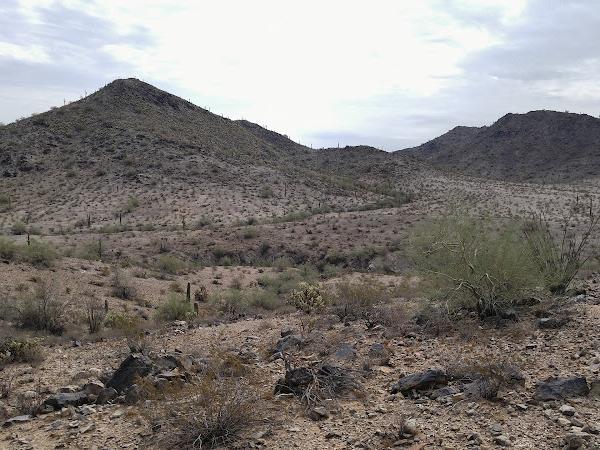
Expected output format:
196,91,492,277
1,0,600,149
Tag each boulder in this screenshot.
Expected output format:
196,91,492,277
106,353,154,393
44,391,90,410
2,415,32,427
390,369,448,395
534,377,589,401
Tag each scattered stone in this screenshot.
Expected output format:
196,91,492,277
390,369,447,395
534,377,589,401
44,391,90,410
333,343,356,361
106,353,154,393
368,343,392,366
560,404,576,417
403,418,418,436
309,406,329,421
493,435,511,447
538,317,569,329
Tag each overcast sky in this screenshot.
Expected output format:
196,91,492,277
1,0,600,149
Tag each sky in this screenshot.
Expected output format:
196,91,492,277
1,0,600,150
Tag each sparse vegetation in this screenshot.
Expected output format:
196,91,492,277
288,282,327,313
156,293,195,321
14,281,66,334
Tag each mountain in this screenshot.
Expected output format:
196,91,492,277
402,110,600,182
0,78,419,233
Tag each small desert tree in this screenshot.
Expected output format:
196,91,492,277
409,215,540,317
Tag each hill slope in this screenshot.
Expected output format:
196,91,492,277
402,110,600,182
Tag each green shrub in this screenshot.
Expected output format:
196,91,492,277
156,294,195,322
409,215,540,317
156,254,186,275
0,237,16,260
104,311,139,332
0,337,44,366
18,239,58,267
288,282,327,313
246,289,281,311
11,221,26,235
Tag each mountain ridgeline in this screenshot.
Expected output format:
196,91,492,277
402,110,600,182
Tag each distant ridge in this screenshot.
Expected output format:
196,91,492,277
401,110,600,182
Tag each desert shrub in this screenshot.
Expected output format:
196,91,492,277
0,194,11,212
11,221,26,235
111,269,137,300
329,279,389,321
242,226,257,239
71,241,103,260
85,297,106,334
124,196,139,213
156,254,186,275
156,294,195,322
523,203,598,293
446,356,525,399
15,282,65,334
104,311,139,333
409,215,540,317
0,337,44,366
210,289,248,317
18,239,58,267
156,378,256,449
195,215,212,228
246,289,281,311
289,282,327,313
0,237,16,260
258,185,274,198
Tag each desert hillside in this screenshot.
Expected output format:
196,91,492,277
402,110,600,182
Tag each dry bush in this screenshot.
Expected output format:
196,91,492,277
156,293,195,322
85,296,106,333
367,302,411,336
446,356,525,400
329,279,389,321
111,268,137,300
14,281,66,334
275,359,363,408
524,200,598,293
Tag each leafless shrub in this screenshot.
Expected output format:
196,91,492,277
524,199,598,293
85,296,106,334
275,358,363,408
329,279,389,322
446,357,525,400
15,281,66,334
111,268,137,300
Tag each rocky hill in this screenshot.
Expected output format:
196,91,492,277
402,110,600,182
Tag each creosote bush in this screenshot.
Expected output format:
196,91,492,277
0,337,44,366
156,293,195,322
111,268,138,300
329,279,389,321
409,215,540,317
15,281,65,334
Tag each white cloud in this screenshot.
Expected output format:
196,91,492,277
0,41,50,63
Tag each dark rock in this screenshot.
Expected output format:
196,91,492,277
429,386,459,400
538,317,569,329
390,369,447,395
275,367,313,395
83,381,105,397
106,353,154,393
44,391,90,410
96,387,118,404
534,377,589,401
368,343,392,366
272,334,305,355
125,384,144,405
333,343,356,361
281,328,296,338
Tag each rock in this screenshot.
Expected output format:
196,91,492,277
272,334,304,355
96,387,118,404
106,353,154,393
493,435,511,447
309,406,329,421
333,343,356,361
125,384,144,404
2,415,32,427
534,377,589,401
368,343,392,366
403,418,418,436
429,386,459,400
281,328,296,338
589,380,600,397
83,380,105,397
538,317,569,329
44,391,90,410
489,423,503,435
390,369,448,395
560,405,576,417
